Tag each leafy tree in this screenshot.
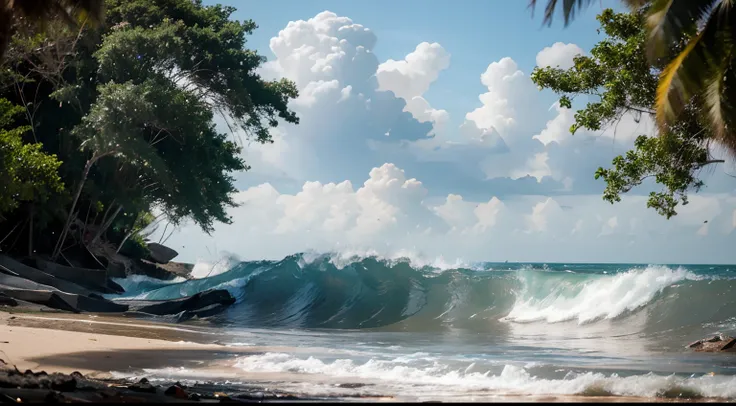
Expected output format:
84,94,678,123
0,0,104,60
0,0,299,263
531,9,723,218
46,0,299,261
0,98,63,219
529,0,736,158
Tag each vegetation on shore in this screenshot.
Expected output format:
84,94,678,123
0,0,297,265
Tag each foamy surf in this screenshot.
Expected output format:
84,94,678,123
241,354,729,398
502,266,700,324
130,352,736,400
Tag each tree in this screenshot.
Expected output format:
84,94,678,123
529,0,736,158
0,0,299,263
0,98,63,257
46,0,300,261
0,98,63,218
0,0,104,60
531,8,722,218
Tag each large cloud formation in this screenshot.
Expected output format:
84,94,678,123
160,12,736,265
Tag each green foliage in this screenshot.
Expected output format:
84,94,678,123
119,233,151,260
0,0,299,259
0,99,63,217
531,8,718,218
529,0,736,164
99,0,299,142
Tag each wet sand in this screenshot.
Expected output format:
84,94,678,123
0,311,726,403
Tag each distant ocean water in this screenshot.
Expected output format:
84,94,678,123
107,254,736,400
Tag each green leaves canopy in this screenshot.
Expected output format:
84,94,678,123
531,9,719,218
0,99,63,217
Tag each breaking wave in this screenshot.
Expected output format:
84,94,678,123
111,253,736,334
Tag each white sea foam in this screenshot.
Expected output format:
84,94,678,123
502,265,700,324
191,255,240,279
232,353,736,399
299,249,479,272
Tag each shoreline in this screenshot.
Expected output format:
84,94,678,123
0,310,730,403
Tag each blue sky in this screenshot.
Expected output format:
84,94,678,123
235,0,610,126
160,0,736,265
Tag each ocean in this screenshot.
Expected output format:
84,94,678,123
106,253,736,401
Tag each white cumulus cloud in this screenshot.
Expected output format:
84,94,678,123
536,42,584,69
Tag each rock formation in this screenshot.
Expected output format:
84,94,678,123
687,334,736,352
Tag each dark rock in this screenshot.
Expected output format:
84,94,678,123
0,285,128,313
32,257,120,294
119,289,235,317
176,302,232,323
107,261,127,279
688,334,736,352
0,293,17,307
0,370,76,392
188,392,200,401
147,242,179,264
128,378,157,393
50,374,77,391
0,288,80,313
132,259,194,281
0,255,96,297
164,383,189,399
107,279,125,294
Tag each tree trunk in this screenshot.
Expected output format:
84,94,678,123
116,230,133,254
90,205,122,246
97,199,116,233
0,6,13,62
115,212,142,254
51,156,95,262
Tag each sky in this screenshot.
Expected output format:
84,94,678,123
156,0,736,265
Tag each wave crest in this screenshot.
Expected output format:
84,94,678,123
110,253,734,333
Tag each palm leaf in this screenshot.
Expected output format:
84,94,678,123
528,0,595,26
10,0,104,26
529,0,646,26
655,2,736,153
645,0,718,60
656,26,707,128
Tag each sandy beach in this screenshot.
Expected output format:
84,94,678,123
0,311,247,378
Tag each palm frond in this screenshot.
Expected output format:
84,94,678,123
529,0,646,26
10,0,104,26
646,0,718,60
528,0,595,26
656,2,736,153
656,26,707,127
